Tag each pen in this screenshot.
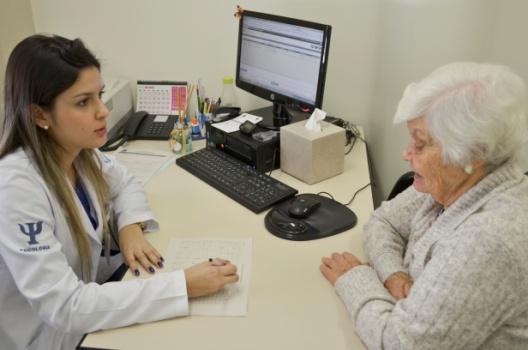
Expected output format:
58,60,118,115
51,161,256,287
209,258,229,266
119,150,167,157
196,86,202,112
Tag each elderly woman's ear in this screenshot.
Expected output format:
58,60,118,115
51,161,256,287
465,159,487,174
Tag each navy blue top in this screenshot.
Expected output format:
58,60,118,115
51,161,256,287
75,180,99,230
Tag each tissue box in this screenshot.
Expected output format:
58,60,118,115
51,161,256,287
280,121,345,184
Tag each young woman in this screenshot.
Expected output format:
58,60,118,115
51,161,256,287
0,34,238,350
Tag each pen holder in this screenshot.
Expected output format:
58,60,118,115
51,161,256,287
199,113,212,138
170,124,193,154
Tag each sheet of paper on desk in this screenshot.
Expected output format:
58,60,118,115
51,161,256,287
115,149,174,185
212,113,263,133
165,238,253,316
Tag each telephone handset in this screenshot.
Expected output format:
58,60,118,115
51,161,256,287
123,110,148,138
99,111,176,152
123,111,176,139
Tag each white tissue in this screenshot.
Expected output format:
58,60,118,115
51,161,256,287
305,108,327,132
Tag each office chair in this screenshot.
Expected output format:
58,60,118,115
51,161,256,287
387,171,415,200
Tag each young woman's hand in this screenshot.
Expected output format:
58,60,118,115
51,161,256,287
118,223,164,276
184,258,239,298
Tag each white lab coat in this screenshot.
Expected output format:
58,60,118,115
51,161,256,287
0,148,188,350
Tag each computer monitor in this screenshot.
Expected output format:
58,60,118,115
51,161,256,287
236,11,331,129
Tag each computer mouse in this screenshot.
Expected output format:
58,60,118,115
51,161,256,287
288,195,321,219
239,120,256,135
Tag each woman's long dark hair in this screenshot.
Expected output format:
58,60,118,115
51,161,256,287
1,34,110,281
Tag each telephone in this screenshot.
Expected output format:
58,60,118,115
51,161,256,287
100,111,176,152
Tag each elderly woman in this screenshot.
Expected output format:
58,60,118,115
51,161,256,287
321,62,528,349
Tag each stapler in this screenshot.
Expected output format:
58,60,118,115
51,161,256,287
212,107,241,123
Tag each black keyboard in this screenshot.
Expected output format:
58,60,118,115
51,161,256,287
176,148,298,213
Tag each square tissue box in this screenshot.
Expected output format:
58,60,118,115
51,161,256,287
280,120,345,184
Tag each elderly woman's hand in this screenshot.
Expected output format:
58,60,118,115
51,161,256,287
384,271,414,300
320,252,363,285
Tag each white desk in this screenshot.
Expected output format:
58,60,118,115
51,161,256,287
82,135,372,350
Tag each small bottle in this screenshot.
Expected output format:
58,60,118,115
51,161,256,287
185,125,192,153
220,77,238,107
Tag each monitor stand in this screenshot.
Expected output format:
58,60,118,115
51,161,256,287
247,102,309,130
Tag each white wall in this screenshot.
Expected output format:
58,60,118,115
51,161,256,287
30,0,380,120
367,0,498,203
487,0,528,171
0,0,35,128
23,0,528,203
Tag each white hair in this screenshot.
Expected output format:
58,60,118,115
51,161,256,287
394,62,528,168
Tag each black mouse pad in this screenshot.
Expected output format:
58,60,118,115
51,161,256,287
264,194,357,241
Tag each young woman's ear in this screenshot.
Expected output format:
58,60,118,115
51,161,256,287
31,105,51,130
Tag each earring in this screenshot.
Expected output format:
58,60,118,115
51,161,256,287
43,125,49,130
464,165,473,174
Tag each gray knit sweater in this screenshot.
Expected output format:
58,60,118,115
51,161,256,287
335,161,528,350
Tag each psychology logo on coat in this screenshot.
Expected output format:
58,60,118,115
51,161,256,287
19,221,43,244
18,221,50,252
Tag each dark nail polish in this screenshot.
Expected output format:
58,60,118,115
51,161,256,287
157,261,164,268
148,266,155,274
160,256,165,262
134,269,140,276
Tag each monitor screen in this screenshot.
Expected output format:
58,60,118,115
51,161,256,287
236,11,331,128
